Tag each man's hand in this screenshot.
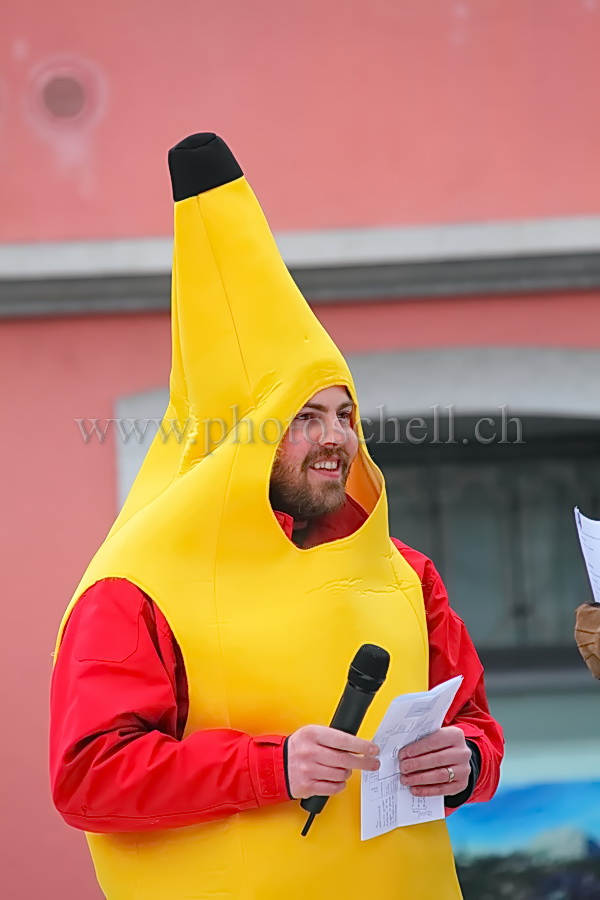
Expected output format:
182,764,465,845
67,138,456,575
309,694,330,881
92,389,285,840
286,725,380,800
399,726,471,797
575,602,600,679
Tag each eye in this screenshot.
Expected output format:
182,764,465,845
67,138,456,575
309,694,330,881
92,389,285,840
338,411,352,421
295,413,316,422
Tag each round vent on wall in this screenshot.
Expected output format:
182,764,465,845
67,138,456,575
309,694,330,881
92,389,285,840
42,74,87,120
26,57,106,133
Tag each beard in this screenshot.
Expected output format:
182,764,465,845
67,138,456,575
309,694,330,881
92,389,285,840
269,446,352,520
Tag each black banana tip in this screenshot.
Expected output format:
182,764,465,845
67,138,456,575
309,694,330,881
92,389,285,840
168,133,243,202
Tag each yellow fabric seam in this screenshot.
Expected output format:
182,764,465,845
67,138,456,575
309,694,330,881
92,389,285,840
195,193,257,411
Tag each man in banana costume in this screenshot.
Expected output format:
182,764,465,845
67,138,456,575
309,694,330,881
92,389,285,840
50,134,503,899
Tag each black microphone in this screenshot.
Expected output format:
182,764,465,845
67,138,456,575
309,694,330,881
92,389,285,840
300,643,390,836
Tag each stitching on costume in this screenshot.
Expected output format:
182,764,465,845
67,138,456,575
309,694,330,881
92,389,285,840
196,193,256,411
209,436,250,883
167,254,192,479
209,438,240,733
170,254,190,398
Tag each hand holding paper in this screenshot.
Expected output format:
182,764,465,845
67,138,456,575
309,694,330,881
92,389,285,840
399,725,472,797
361,675,463,840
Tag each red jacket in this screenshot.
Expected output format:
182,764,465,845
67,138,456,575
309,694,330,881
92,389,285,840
50,501,503,833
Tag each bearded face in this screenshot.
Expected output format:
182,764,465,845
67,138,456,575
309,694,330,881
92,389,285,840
269,386,359,520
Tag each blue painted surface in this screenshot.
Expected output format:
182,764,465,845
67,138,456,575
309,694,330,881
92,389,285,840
448,781,600,857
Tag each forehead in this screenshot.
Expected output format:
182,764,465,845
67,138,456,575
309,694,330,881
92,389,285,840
302,385,353,409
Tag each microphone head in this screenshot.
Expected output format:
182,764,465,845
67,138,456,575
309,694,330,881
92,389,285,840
348,643,390,693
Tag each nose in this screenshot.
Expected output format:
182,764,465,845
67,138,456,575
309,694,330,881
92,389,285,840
318,414,346,447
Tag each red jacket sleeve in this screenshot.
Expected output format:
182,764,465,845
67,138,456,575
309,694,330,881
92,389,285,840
392,538,504,804
49,578,289,833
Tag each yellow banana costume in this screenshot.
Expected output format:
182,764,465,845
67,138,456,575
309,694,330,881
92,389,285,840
55,134,462,899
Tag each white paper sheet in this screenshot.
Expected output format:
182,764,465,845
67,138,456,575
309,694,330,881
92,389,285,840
361,675,463,841
575,507,600,605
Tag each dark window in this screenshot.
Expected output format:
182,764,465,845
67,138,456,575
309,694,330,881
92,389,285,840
367,415,600,671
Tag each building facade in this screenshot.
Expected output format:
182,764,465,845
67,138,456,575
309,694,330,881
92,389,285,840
2,2,600,897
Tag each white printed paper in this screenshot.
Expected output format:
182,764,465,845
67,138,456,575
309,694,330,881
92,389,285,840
361,675,463,841
575,507,600,605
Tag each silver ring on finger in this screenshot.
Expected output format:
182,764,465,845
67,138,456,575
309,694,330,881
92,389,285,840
446,766,455,784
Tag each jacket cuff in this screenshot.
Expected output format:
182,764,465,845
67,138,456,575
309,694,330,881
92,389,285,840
248,735,290,807
444,741,481,810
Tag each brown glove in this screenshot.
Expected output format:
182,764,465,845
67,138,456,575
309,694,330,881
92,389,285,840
575,603,600,679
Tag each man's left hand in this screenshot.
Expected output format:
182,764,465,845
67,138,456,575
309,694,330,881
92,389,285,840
399,726,471,797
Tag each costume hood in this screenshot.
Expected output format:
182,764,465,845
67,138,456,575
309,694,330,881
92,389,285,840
108,132,379,543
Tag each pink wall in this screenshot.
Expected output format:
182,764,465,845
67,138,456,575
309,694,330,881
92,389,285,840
2,0,600,242
1,314,169,900
3,294,600,898
317,291,600,353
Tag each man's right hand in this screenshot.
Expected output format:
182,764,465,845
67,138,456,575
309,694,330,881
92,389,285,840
286,725,380,799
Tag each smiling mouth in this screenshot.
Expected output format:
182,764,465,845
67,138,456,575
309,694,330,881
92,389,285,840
309,459,342,478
